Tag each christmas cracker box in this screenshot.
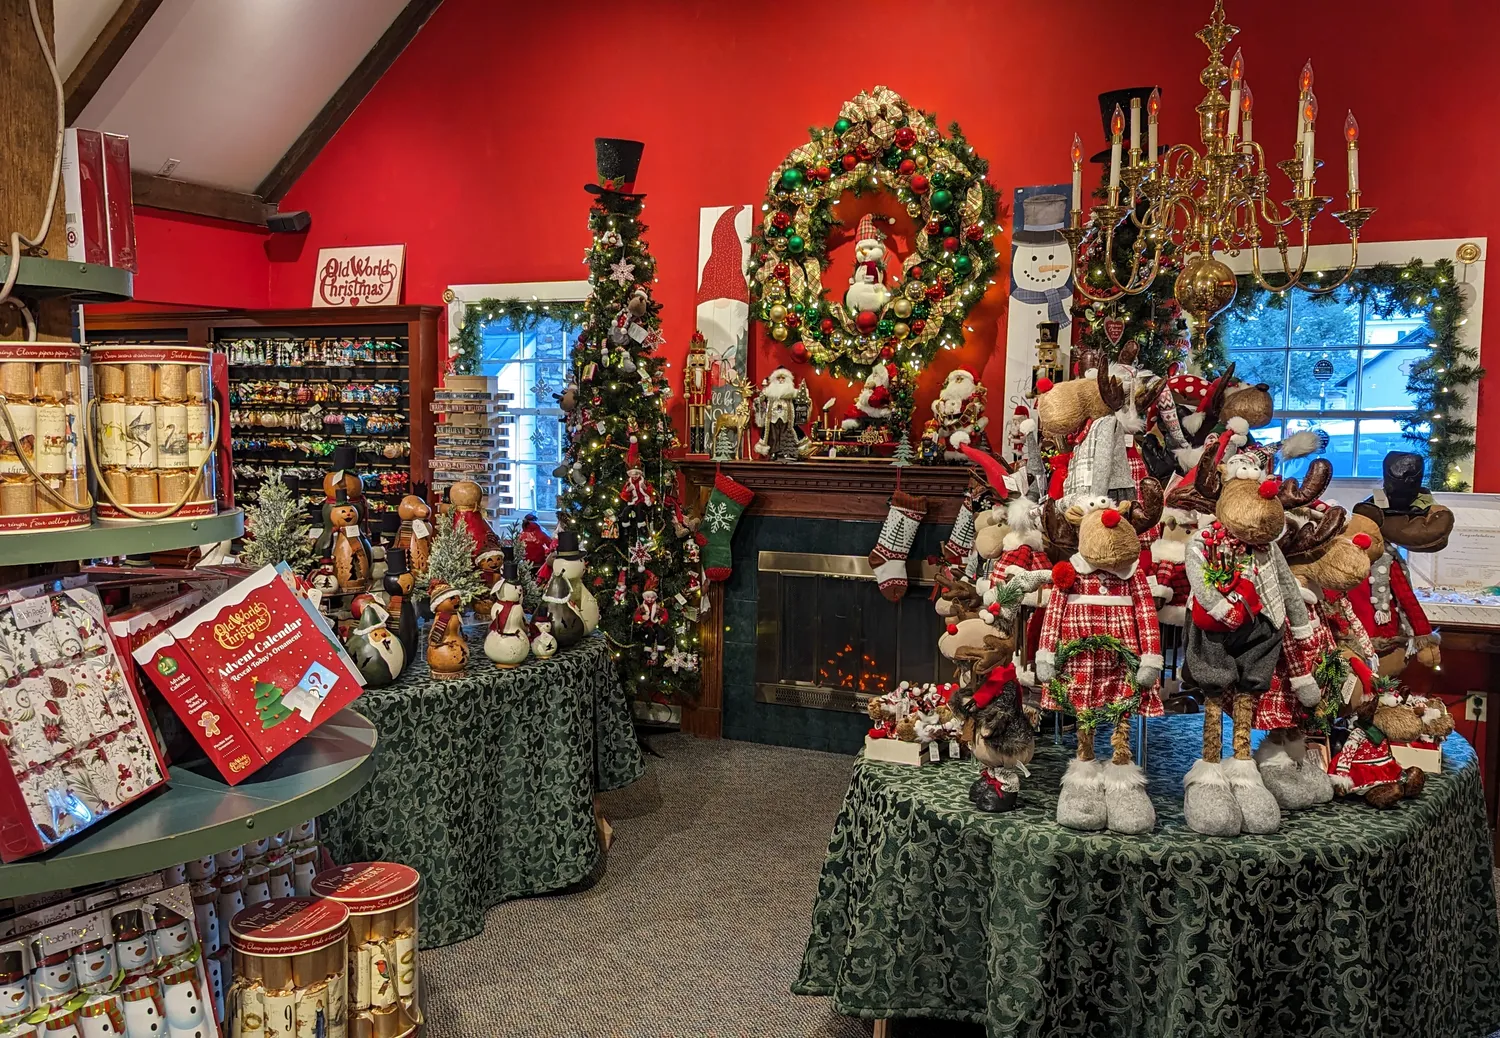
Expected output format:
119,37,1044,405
134,565,365,785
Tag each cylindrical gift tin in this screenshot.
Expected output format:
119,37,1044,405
311,864,420,1037
0,345,86,533
35,404,67,476
231,899,350,1038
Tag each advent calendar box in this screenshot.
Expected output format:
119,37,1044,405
134,566,365,785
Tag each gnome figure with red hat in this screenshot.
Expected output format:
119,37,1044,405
845,214,894,323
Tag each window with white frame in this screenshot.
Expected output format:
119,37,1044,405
446,283,589,524
1220,239,1484,482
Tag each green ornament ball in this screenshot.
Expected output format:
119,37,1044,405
930,189,953,210
877,318,895,334
834,118,853,133
786,234,805,253
781,168,804,188
953,255,973,276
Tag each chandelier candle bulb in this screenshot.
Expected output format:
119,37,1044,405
1227,49,1244,141
1070,134,1084,213
1129,97,1142,160
1108,103,1125,196
1345,111,1360,197
1241,83,1254,152
1302,92,1318,183
1298,59,1314,141
1147,89,1161,162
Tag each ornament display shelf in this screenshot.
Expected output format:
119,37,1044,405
0,708,376,897
0,254,133,303
2,508,244,566
678,458,975,524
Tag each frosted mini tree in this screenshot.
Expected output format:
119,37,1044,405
240,477,316,573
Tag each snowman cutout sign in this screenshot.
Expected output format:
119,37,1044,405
1003,188,1076,447
844,214,894,331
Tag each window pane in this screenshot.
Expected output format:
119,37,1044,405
1218,295,1286,352
1364,288,1430,345
1291,287,1359,346
1225,348,1287,410
1358,347,1425,411
1286,348,1356,411
1355,419,1417,478
1288,416,1353,477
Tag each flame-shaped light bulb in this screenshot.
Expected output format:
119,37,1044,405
1299,60,1315,97
1070,133,1082,165
1110,104,1125,139
1344,111,1359,144
1241,82,1254,118
1229,48,1245,85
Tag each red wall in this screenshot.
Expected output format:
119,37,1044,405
119,209,270,309
166,0,1500,485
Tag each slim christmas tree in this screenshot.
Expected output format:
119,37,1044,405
253,679,293,728
240,477,316,572
558,139,700,702
425,512,486,605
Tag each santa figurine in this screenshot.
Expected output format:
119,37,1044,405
841,364,893,434
844,214,893,326
922,368,988,462
632,571,670,659
618,438,656,535
753,367,810,461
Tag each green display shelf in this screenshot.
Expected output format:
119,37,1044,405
0,255,134,303
0,709,377,897
4,508,244,566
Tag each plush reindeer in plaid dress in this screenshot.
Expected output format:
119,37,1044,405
1035,480,1165,834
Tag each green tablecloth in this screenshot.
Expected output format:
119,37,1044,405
321,631,644,948
795,715,1500,1037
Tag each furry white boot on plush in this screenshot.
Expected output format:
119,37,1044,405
1183,758,1242,836
1102,761,1155,834
1255,731,1333,810
1056,758,1107,831
1222,758,1282,833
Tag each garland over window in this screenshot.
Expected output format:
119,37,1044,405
746,85,999,380
1207,258,1481,489
448,298,587,375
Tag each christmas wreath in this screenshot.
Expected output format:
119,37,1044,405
747,85,1000,380
1046,633,1142,730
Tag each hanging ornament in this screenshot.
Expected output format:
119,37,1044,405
600,508,620,539
613,569,629,605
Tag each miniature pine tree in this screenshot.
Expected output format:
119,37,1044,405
254,679,293,728
240,477,316,573
425,512,487,605
559,185,700,704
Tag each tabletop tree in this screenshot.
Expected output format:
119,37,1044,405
240,476,316,573
557,138,701,704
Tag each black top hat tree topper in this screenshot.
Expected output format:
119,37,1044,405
1088,88,1161,163
585,138,646,198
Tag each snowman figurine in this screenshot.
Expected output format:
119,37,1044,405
530,619,558,660
1009,193,1074,333
121,985,165,1038
159,965,207,1038
32,942,77,1008
152,906,196,963
110,911,155,980
0,949,33,1024
483,563,531,669
191,889,219,957
550,532,599,634
844,214,893,323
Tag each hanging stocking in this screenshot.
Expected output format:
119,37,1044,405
941,477,990,570
868,491,928,602
702,472,755,582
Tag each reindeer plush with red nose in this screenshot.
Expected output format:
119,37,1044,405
1036,480,1165,834
1180,439,1329,836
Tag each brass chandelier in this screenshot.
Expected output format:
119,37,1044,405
1062,0,1375,344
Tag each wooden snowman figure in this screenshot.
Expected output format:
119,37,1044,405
426,582,469,679
551,531,599,634
159,964,208,1038
329,489,372,594
382,548,418,662
484,561,531,669
395,493,433,579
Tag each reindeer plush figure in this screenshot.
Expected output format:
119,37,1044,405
1035,480,1165,834
1180,440,1327,835
1059,345,1162,510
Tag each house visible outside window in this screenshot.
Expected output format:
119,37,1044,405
445,282,589,526
1219,240,1484,483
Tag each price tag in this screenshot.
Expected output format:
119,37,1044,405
343,526,359,539
928,741,941,763
628,323,648,344
948,740,961,759
12,597,51,630
411,519,430,539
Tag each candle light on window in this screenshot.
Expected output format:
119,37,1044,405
1240,82,1255,154
1302,92,1318,183
1227,49,1244,141
1070,133,1083,214
1344,110,1360,197
1147,88,1160,163
1108,103,1125,196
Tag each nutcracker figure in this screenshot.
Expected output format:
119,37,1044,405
685,331,712,454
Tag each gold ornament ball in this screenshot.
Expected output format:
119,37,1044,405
904,281,926,301
772,324,789,342
892,297,913,318
915,154,928,169
765,282,787,303
905,202,922,219
768,304,788,322
1174,254,1238,340
894,322,910,339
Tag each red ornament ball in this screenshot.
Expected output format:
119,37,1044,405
791,342,809,362
841,154,858,171
773,262,790,280
820,317,834,334
910,174,930,195
855,310,880,333
907,265,924,280
925,284,945,301
942,236,960,253
911,319,927,333
855,142,874,161
785,313,801,329
814,165,832,181
772,212,791,230
925,220,941,235
880,346,895,360
895,126,917,149
965,225,985,241
898,158,916,176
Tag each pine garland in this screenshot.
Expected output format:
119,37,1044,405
448,298,590,376
239,476,316,573
1207,258,1482,489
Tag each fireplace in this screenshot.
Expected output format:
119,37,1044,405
755,551,944,712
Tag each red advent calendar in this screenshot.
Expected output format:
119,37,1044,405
134,565,366,785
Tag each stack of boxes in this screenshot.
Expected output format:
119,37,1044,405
430,375,512,520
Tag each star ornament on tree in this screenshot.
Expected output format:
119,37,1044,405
608,260,637,286
665,650,699,674
628,541,652,571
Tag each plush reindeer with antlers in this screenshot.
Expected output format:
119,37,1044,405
1059,344,1164,512
1180,436,1331,836
1035,479,1165,834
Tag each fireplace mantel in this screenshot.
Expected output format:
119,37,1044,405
678,458,974,523
678,458,974,740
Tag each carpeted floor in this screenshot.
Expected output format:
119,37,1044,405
420,733,1500,1038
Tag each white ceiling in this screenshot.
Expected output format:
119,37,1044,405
60,0,413,193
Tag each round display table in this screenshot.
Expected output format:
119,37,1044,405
795,715,1500,1037
320,632,645,947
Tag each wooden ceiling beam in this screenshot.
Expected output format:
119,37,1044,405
254,0,444,203
131,172,273,227
63,0,165,125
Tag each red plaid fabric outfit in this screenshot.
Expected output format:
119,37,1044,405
1148,554,1192,623
1038,558,1164,716
1254,603,1336,730
1319,591,1377,662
